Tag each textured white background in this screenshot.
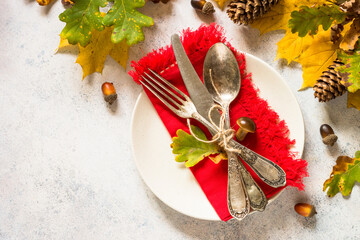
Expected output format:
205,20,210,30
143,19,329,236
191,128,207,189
1,0,360,239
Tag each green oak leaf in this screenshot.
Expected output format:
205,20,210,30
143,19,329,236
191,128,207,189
289,5,346,37
338,51,360,93
102,0,154,46
171,126,226,168
59,0,107,47
323,152,360,197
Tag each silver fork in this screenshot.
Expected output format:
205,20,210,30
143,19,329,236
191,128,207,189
140,69,250,220
140,69,286,189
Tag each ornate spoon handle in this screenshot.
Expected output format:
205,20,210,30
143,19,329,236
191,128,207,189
227,151,250,219
228,140,287,188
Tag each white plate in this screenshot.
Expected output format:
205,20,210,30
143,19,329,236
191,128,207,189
130,53,305,221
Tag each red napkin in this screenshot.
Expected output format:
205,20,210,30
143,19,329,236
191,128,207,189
129,24,308,221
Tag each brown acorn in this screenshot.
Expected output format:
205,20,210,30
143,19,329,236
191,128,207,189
294,203,317,217
102,82,118,105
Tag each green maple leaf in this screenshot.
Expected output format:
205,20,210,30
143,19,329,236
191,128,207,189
59,0,107,47
102,0,154,46
289,5,346,37
171,126,226,168
323,151,360,197
338,51,360,93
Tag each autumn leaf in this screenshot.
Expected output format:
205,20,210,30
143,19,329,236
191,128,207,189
337,50,360,92
339,19,360,51
171,126,227,167
323,152,360,197
57,27,129,79
251,0,328,35
289,5,345,37
59,0,107,47
103,0,154,46
276,30,313,64
213,0,228,9
348,90,360,110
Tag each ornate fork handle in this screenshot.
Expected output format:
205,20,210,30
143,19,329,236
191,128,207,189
228,140,287,188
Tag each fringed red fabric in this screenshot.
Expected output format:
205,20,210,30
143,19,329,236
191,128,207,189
129,24,308,221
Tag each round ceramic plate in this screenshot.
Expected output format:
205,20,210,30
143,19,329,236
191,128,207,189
130,53,305,221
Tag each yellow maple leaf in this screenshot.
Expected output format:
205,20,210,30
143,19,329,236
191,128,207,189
57,27,129,79
297,28,339,90
214,0,228,9
251,0,328,35
276,30,313,64
348,90,360,110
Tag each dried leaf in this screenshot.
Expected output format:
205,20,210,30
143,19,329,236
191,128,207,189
251,0,328,35
348,90,360,110
289,5,346,37
340,19,360,51
323,152,360,197
171,126,227,167
102,0,154,46
57,27,129,79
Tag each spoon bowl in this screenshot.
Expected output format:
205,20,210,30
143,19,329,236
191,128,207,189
203,43,241,106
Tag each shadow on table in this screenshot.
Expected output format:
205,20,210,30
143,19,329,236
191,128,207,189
148,187,316,239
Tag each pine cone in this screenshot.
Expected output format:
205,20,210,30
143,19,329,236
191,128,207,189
227,0,279,25
313,60,347,102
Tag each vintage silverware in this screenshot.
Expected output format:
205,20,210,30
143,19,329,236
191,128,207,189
203,42,267,212
171,34,286,188
171,35,249,219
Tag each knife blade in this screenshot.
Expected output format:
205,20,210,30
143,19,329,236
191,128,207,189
171,34,220,125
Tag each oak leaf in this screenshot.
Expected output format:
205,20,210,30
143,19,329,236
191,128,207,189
323,151,360,197
57,27,129,79
59,0,107,47
338,50,360,92
171,126,227,167
289,5,346,37
102,0,154,46
37,0,53,5
347,90,360,110
251,0,328,35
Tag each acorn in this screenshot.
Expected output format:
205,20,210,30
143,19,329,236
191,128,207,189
320,124,338,146
235,117,256,141
294,203,317,217
102,82,117,105
191,0,215,15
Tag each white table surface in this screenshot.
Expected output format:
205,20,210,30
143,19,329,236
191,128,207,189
1,1,359,239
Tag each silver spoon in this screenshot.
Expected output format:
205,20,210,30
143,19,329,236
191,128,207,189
203,43,267,213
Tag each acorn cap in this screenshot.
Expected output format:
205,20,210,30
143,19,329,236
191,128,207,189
323,134,338,146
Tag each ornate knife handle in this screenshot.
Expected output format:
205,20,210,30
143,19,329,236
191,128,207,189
227,151,250,220
228,140,287,188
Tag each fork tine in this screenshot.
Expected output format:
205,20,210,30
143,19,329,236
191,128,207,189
140,79,179,114
144,72,185,104
142,75,182,109
148,69,189,100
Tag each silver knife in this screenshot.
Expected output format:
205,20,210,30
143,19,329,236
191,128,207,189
171,34,250,220
171,34,286,188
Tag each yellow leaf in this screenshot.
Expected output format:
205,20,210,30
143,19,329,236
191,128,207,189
58,27,129,80
37,0,53,6
209,152,228,164
348,90,360,110
276,30,313,64
251,0,328,35
214,0,228,9
297,28,338,90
